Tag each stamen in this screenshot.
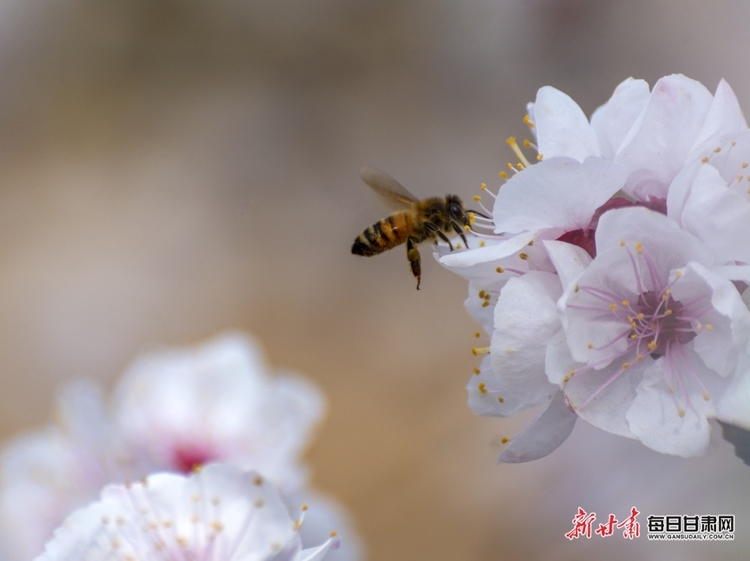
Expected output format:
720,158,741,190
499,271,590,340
506,137,532,168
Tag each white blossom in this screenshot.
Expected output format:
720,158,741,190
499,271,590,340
440,74,750,462
35,463,339,561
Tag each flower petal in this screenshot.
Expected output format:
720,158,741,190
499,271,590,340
493,157,628,234
590,77,650,159
497,390,577,463
615,74,713,200
532,86,600,161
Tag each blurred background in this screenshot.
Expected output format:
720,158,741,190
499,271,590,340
0,0,748,559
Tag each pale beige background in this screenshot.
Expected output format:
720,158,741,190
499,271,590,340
0,1,748,559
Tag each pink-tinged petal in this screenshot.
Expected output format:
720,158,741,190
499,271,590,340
533,86,600,161
464,282,497,336
493,157,628,234
467,357,526,417
595,206,713,267
543,240,592,290
615,74,713,200
563,357,648,439
626,358,716,457
491,272,562,408
671,263,750,376
497,390,577,463
590,78,650,159
668,163,750,265
690,79,748,157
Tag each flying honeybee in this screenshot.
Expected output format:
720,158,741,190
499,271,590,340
351,166,485,289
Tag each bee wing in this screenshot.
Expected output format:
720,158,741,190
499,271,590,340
360,166,419,211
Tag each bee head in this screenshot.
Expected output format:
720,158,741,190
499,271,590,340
446,195,469,225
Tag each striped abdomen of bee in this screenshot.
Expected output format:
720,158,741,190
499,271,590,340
351,211,417,257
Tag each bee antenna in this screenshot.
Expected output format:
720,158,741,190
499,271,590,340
467,209,490,219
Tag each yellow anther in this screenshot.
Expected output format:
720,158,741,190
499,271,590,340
738,176,744,182
669,386,675,393
703,391,710,401
678,408,686,418
523,139,531,148
675,270,683,277
743,162,749,169
523,115,535,128
507,162,514,170
474,332,481,338
483,293,491,300
464,225,471,230
478,290,486,298
574,285,580,292
498,396,504,403
330,531,338,538
622,300,630,306
732,141,737,146
635,242,643,254
472,347,490,355
568,369,575,377
499,171,508,179
587,343,594,349
620,240,626,246
501,436,509,443
636,313,644,320
563,375,569,382
518,252,528,260
473,195,482,201
630,334,638,339
696,323,702,330
621,362,630,370
496,267,504,273
664,309,672,316
480,182,487,190
478,382,487,394
648,341,657,351
705,323,713,330
506,137,532,168
481,301,490,308
701,156,710,163
714,146,722,153
636,354,644,360
516,163,524,170
456,243,463,249
536,153,544,161
609,303,618,311
527,240,534,246
469,213,476,224
473,367,481,375
479,240,486,247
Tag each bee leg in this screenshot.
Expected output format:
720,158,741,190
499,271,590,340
451,221,469,248
406,236,421,290
436,230,453,250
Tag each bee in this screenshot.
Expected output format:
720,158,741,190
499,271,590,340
351,166,484,289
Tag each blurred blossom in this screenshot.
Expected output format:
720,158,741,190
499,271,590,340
0,333,361,561
440,74,750,463
35,463,339,561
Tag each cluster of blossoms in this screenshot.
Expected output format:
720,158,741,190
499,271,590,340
0,333,360,560
440,74,750,463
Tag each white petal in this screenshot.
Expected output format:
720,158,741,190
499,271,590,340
493,157,628,234
533,86,600,161
671,263,750,377
467,356,526,417
668,163,750,266
490,272,563,408
543,240,592,290
595,206,713,267
497,391,577,463
615,74,713,200
439,232,534,267
590,77,650,159
626,358,715,456
690,79,748,157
